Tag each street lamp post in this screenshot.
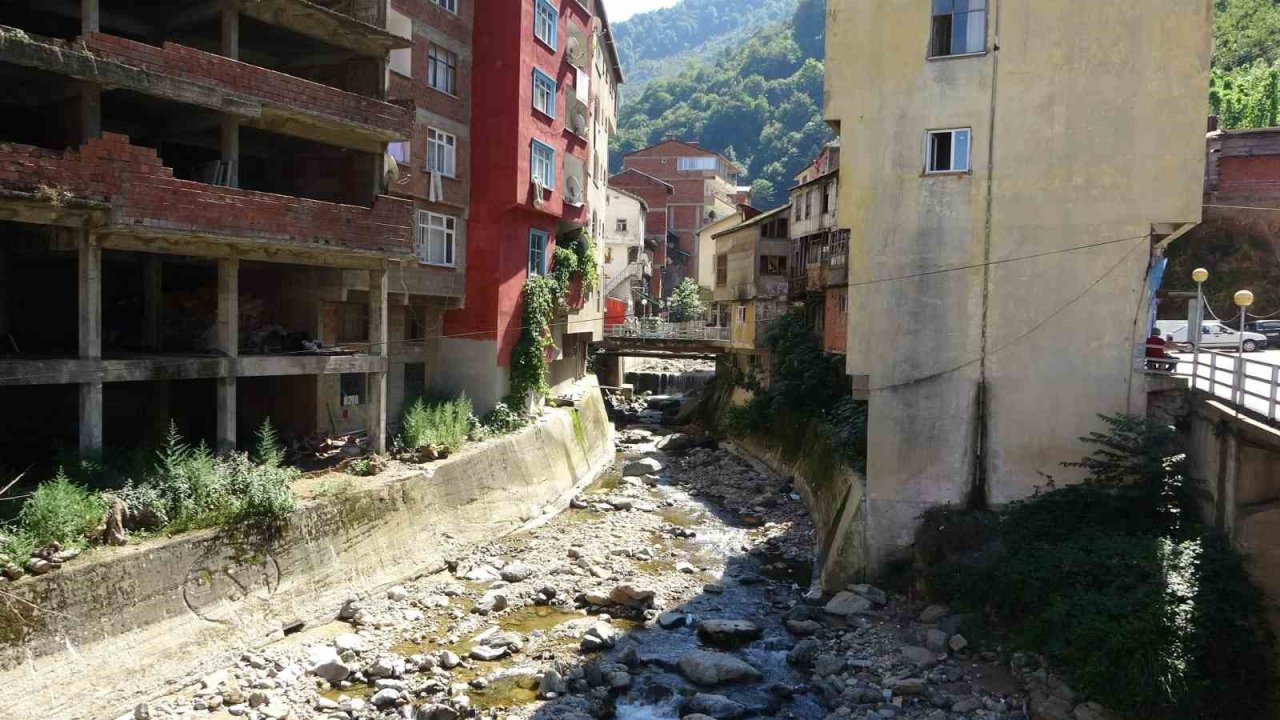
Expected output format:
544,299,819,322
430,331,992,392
1192,268,1208,387
1234,289,1255,407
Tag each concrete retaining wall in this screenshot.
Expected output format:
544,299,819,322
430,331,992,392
731,437,867,594
1186,392,1280,634
0,389,614,720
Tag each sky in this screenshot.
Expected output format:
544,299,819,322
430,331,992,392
604,0,681,22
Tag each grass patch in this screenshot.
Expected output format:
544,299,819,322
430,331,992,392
401,389,473,452
924,416,1273,719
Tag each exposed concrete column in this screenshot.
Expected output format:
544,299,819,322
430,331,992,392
142,256,162,351
220,3,239,60
78,231,102,453
368,267,388,454
216,258,239,453
220,115,239,188
81,0,99,36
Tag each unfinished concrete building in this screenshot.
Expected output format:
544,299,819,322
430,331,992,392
0,0,464,469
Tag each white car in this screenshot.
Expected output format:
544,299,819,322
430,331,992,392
1154,321,1269,352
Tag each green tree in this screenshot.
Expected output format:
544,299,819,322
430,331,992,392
1214,0,1280,71
667,278,707,323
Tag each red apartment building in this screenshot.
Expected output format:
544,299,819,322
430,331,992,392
612,140,748,298
442,0,623,411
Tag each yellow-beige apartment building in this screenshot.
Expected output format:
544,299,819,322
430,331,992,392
825,0,1213,573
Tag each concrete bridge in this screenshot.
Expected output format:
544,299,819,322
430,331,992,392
592,321,731,387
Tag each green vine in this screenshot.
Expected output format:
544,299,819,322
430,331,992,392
509,275,559,403
509,228,599,404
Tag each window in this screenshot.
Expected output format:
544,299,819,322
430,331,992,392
340,373,366,407
404,363,426,406
535,0,558,49
837,294,848,315
678,156,718,172
793,203,802,222
528,229,549,276
823,182,834,214
432,0,457,13
716,255,728,287
531,140,555,187
760,255,788,275
736,305,747,324
427,128,456,177
616,218,628,233
415,211,457,266
925,128,971,173
930,0,987,58
388,141,410,165
533,69,557,118
427,44,457,95
805,190,814,219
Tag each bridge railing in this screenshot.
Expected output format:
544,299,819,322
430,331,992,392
604,320,731,343
1175,349,1280,424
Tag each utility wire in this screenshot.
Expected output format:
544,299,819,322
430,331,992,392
0,229,1157,385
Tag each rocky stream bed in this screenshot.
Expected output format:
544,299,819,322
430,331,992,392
127,400,1089,720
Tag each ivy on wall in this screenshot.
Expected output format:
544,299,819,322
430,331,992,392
508,229,599,404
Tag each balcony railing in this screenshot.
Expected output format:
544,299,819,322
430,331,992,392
604,320,731,343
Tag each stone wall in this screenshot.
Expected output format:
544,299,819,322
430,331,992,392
0,389,614,720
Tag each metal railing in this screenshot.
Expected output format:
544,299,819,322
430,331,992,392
604,319,731,343
1179,349,1280,423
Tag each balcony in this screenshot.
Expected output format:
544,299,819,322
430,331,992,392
0,133,412,259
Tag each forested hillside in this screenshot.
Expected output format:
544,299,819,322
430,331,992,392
612,0,796,101
613,0,829,207
1211,0,1280,128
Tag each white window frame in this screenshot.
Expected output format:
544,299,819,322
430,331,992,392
531,139,556,187
426,44,458,96
415,210,457,267
534,0,558,50
532,68,557,119
736,305,747,323
616,218,628,233
924,128,971,174
431,0,458,13
427,128,457,177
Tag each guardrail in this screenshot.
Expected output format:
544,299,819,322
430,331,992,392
604,320,731,343
1179,349,1280,424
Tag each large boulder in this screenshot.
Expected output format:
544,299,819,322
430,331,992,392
823,591,872,616
305,645,350,684
676,651,762,686
680,693,747,719
622,457,663,476
696,619,763,647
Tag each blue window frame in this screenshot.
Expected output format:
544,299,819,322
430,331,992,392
534,0,558,50
528,229,549,276
531,139,556,188
532,68,557,118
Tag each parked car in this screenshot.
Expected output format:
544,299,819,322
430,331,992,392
1155,321,1269,352
1245,320,1280,345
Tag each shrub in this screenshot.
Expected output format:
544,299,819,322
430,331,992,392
668,278,706,322
483,402,530,435
16,473,105,549
401,391,473,452
120,421,298,531
253,417,286,468
925,415,1273,718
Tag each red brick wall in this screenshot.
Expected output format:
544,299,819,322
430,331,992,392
1218,156,1280,197
84,33,411,137
0,134,412,255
